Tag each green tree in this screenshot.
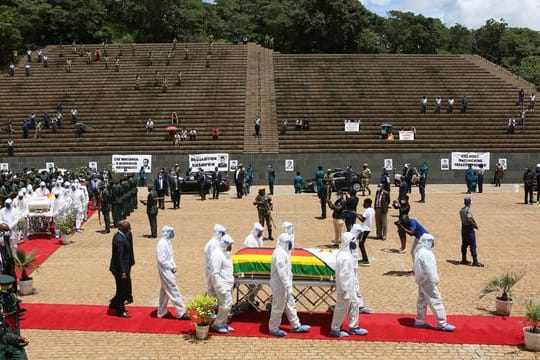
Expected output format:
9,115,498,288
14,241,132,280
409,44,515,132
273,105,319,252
0,6,22,64
383,11,444,54
473,18,507,62
513,56,540,86
500,28,540,67
446,24,472,54
289,0,369,53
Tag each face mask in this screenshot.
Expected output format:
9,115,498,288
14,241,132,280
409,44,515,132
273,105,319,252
349,241,357,251
226,244,232,252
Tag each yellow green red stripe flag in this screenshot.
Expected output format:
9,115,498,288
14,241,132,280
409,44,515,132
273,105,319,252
232,248,334,280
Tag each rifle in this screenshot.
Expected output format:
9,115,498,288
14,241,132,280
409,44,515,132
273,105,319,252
268,211,277,229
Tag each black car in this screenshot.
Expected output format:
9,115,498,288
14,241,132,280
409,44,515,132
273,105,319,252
180,172,230,194
302,169,362,193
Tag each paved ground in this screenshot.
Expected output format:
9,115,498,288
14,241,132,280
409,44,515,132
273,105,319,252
21,183,540,359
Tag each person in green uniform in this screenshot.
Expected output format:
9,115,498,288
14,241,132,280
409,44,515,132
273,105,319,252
0,275,28,360
99,183,112,233
253,187,273,240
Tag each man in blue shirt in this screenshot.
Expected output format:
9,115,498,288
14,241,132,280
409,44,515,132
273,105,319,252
395,215,430,266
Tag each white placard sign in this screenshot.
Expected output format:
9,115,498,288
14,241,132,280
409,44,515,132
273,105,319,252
229,160,238,171
384,159,393,171
344,121,360,132
285,160,294,171
451,152,490,170
441,158,449,171
88,162,97,170
499,158,508,170
112,154,152,173
45,162,55,171
399,131,415,141
189,153,229,172
0,163,8,171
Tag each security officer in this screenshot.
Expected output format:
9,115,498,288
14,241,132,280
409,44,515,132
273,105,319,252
141,185,159,238
111,180,122,228
99,184,112,233
253,187,273,240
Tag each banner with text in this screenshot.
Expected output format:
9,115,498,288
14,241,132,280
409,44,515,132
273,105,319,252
451,152,490,170
344,122,360,132
399,131,415,141
112,155,152,173
189,153,229,172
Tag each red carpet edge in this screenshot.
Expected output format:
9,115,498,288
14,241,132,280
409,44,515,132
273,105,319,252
20,303,525,345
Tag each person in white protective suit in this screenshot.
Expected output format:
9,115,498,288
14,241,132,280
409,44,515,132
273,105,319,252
78,180,89,221
11,192,28,244
268,233,310,337
35,181,50,198
50,190,65,238
244,222,264,247
0,199,19,250
209,233,235,333
330,232,369,337
156,226,191,319
413,234,456,331
281,221,294,243
349,224,373,314
70,182,85,232
26,184,36,200
243,222,265,307
204,224,227,297
12,191,29,217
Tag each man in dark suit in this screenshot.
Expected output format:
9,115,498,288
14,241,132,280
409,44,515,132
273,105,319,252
169,171,182,209
109,221,134,317
154,169,169,209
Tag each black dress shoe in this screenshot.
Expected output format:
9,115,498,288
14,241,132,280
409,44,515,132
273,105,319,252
471,262,485,267
460,260,471,265
118,312,132,318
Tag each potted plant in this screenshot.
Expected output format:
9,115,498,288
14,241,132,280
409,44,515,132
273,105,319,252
480,272,524,316
14,249,39,296
523,298,540,352
55,213,74,245
186,294,217,340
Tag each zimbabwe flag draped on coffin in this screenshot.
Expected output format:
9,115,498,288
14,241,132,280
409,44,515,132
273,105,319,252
232,248,335,280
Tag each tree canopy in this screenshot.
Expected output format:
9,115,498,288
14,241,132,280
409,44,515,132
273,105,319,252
0,0,539,85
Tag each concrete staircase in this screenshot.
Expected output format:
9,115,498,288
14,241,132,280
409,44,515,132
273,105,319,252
243,44,278,153
463,55,536,93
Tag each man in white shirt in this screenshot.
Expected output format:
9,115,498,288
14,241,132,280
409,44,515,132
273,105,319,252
355,198,375,266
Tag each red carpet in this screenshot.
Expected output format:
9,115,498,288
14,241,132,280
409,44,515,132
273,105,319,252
16,205,96,278
20,303,525,345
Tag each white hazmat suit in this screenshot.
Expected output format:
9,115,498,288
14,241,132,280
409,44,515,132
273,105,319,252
268,233,310,337
0,199,18,250
330,232,368,337
35,182,50,198
204,224,227,297
156,226,189,319
70,184,85,231
413,235,455,331
244,222,264,247
209,233,235,333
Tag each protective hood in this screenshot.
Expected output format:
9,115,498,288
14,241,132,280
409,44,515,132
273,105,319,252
464,197,471,206
277,233,293,252
219,233,234,251
161,225,175,241
213,224,227,239
251,222,264,237
350,224,363,239
416,235,434,252
340,232,356,250
281,222,294,235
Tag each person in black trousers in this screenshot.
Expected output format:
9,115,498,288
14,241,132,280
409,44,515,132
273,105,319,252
109,221,134,317
153,169,169,209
